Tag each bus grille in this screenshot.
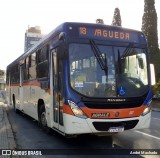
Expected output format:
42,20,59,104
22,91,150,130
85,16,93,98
83,101,143,109
92,120,139,131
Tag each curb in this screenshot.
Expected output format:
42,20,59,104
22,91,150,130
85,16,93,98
3,104,17,149
2,104,20,158
0,92,16,149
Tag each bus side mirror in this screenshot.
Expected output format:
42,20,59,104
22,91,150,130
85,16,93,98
59,32,65,41
150,64,155,85
138,58,144,69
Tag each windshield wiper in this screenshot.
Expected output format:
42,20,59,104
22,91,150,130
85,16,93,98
121,43,134,58
118,49,122,74
90,40,108,76
118,43,134,74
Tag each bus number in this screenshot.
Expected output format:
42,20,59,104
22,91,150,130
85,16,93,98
79,27,87,35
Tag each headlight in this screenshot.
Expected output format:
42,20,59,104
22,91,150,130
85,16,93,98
142,100,152,116
68,100,87,119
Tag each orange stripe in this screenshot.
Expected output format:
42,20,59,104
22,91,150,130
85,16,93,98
63,104,74,115
81,106,145,119
9,82,41,87
46,89,50,95
9,82,50,94
23,82,41,87
10,83,20,86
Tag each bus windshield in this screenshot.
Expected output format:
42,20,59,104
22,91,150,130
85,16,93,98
69,43,149,98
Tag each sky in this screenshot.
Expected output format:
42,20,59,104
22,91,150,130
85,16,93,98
0,0,160,70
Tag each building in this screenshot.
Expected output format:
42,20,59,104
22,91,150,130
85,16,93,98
0,70,6,90
24,26,44,52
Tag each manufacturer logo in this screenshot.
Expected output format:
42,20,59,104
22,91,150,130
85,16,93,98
107,99,126,102
91,113,110,118
129,111,134,115
114,112,120,117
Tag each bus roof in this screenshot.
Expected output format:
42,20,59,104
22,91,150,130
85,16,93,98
7,22,146,68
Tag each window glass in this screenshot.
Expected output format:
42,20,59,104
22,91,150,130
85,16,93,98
69,43,116,97
31,53,36,66
37,45,48,63
25,57,29,68
37,61,49,78
69,43,149,98
36,45,49,78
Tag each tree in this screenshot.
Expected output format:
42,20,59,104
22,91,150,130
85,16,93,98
112,8,122,26
96,19,104,24
142,0,159,81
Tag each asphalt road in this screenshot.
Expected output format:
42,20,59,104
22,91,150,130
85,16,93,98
7,105,160,158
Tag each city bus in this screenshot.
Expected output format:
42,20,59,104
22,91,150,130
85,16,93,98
6,22,154,137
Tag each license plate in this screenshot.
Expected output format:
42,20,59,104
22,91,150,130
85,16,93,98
108,126,124,133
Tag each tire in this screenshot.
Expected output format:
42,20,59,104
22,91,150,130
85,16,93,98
13,96,19,114
39,106,52,134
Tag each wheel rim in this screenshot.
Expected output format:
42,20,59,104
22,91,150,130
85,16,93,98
41,112,47,127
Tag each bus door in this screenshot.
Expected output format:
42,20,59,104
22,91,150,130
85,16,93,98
51,49,64,132
19,65,24,111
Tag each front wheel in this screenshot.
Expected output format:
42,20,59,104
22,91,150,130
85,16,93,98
39,106,52,134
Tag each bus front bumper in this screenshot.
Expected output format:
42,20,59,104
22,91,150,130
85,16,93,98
63,112,151,135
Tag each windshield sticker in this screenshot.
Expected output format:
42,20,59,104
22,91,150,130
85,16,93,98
75,75,86,82
118,86,126,96
75,82,84,88
102,76,106,84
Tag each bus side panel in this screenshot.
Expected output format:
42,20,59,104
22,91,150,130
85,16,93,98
22,81,51,123
11,84,20,109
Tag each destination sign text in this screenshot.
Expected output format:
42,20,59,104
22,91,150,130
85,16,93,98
79,26,139,42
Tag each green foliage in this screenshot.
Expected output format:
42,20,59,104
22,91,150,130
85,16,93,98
152,51,160,95
142,0,159,81
112,8,122,26
141,0,160,85
151,50,160,81
152,80,160,95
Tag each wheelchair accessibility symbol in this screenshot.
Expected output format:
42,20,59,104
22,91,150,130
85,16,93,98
118,86,126,96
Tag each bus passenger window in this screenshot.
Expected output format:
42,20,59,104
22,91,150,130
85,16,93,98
23,58,29,81
31,53,36,66
37,45,49,64
25,57,29,68
37,45,49,78
37,50,41,64
29,53,36,80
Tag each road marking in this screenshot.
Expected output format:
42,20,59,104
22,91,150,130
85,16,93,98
135,130,160,140
152,117,160,121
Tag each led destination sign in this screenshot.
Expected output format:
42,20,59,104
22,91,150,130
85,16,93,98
79,26,141,43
